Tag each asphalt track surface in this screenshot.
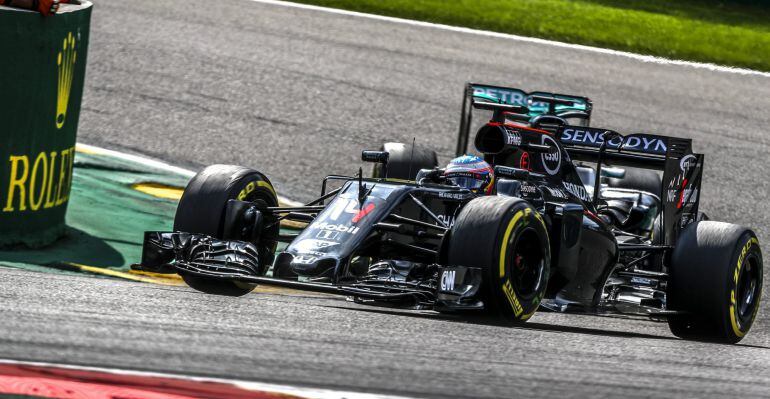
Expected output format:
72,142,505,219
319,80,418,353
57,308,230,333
3,0,770,397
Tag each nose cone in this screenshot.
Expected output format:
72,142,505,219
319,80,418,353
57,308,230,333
276,253,338,277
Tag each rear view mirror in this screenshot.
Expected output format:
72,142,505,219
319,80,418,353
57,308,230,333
362,150,389,164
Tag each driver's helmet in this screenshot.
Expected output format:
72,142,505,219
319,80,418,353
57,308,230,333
443,155,495,194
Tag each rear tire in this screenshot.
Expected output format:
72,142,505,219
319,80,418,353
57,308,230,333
446,196,550,322
372,142,438,180
667,221,763,343
174,164,279,296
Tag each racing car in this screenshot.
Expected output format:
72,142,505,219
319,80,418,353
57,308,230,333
138,87,762,344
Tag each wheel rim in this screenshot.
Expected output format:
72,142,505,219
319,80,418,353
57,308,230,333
736,253,761,323
509,227,545,300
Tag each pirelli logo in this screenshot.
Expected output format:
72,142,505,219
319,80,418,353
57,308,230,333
502,279,523,316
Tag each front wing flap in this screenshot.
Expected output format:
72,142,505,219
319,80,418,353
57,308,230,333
138,231,486,309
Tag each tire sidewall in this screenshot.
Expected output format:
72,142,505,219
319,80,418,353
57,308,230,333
491,203,550,321
722,231,763,341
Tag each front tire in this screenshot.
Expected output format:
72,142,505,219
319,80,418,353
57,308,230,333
667,221,763,343
174,164,279,296
446,196,550,322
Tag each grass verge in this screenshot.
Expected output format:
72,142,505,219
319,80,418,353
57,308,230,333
291,0,770,72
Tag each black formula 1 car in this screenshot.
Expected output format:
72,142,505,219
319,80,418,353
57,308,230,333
138,86,763,344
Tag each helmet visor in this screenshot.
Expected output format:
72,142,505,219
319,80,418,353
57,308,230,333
447,176,484,191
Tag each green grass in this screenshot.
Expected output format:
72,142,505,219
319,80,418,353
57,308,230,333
293,0,770,72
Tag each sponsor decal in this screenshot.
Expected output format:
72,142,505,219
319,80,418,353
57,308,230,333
562,181,591,202
472,86,550,109
309,222,360,235
293,239,339,252
437,214,456,228
57,32,77,129
666,186,698,208
543,186,568,199
438,191,466,200
520,183,538,195
473,86,528,107
351,203,375,223
327,197,366,221
679,154,696,172
2,33,84,214
315,230,340,240
666,174,698,208
3,147,75,212
303,251,328,257
440,270,456,291
237,180,275,201
540,135,561,175
503,128,522,146
560,128,667,155
502,279,524,316
519,152,530,170
446,171,480,179
293,255,317,264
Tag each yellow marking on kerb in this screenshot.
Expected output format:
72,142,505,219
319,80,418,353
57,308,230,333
74,144,101,155
63,262,183,286
132,183,185,200
281,219,308,230
128,269,184,282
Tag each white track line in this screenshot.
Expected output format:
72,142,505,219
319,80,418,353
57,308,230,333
76,143,196,178
0,358,413,399
250,0,770,78
75,143,303,206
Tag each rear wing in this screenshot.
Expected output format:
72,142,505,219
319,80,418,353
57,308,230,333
556,125,704,246
457,83,592,156
559,125,669,169
469,83,592,116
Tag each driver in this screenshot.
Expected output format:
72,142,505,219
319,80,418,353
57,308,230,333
442,155,495,195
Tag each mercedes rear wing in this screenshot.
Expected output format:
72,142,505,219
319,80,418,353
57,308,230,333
469,83,592,116
457,83,593,156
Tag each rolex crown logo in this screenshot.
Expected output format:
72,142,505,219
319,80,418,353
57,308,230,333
56,32,77,129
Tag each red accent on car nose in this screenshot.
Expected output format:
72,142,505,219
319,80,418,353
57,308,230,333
352,203,376,223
